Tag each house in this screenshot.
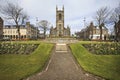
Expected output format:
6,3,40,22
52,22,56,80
79,22,108,40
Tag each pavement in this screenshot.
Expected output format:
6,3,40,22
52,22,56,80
25,43,104,80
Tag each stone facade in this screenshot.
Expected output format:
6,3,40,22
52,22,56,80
3,22,39,40
0,17,3,40
79,22,108,40
50,6,70,37
115,16,120,41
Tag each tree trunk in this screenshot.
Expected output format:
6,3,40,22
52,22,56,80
118,24,120,42
16,25,21,40
100,26,103,41
44,29,46,39
114,22,118,42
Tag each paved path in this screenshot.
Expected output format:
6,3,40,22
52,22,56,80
26,43,103,80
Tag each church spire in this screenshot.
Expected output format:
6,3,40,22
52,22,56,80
56,5,58,11
62,5,64,11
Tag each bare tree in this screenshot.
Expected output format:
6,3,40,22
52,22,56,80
38,20,50,38
95,7,110,40
110,3,120,41
0,1,28,40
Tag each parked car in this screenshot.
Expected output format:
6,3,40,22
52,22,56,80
2,37,11,41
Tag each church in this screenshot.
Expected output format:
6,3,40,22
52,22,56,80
50,6,70,37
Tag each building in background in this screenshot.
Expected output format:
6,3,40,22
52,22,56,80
3,22,39,40
79,22,108,40
0,17,3,40
114,16,120,41
50,6,70,37
26,22,40,39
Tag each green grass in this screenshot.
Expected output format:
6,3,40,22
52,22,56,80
0,41,53,80
70,42,120,80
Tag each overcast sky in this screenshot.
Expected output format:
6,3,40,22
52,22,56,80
1,0,120,34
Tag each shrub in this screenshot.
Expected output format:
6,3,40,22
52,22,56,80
83,42,120,55
0,43,39,54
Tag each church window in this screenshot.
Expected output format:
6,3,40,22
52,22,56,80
59,14,62,20
59,24,61,27
59,24,61,30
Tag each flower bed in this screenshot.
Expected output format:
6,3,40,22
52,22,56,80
83,43,120,55
0,43,39,54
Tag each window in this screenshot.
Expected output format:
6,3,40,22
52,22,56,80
59,24,61,30
59,24,61,27
8,30,9,34
13,31,15,34
24,35,26,38
59,14,62,20
4,30,6,33
13,35,15,38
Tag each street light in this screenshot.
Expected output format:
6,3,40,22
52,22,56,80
83,17,86,40
36,17,38,39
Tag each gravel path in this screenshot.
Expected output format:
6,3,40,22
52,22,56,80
25,43,104,80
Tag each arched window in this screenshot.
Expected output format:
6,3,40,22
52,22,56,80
59,14,62,20
59,24,61,27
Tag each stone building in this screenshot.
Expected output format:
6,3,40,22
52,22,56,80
50,6,70,37
0,17,3,40
114,15,120,41
79,22,108,40
3,22,39,40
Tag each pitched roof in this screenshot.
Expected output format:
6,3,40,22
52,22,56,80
0,17,3,21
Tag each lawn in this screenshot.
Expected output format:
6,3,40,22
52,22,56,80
70,42,120,80
0,41,53,80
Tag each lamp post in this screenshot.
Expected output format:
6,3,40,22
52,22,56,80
83,17,86,40
36,17,38,39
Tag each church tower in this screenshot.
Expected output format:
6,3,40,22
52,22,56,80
56,6,64,37
50,6,70,38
